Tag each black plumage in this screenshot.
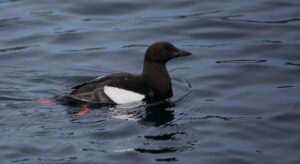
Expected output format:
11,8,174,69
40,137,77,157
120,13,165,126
57,42,191,106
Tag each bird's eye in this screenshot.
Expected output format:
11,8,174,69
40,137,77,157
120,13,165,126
160,48,166,53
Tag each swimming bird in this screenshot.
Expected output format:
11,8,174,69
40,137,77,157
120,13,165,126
56,42,191,106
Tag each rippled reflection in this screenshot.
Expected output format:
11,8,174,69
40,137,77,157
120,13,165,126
139,101,175,126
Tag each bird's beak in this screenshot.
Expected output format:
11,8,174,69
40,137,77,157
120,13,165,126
172,48,192,58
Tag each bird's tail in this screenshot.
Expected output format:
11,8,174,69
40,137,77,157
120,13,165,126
55,95,89,106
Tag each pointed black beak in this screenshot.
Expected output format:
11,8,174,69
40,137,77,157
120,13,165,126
172,48,192,58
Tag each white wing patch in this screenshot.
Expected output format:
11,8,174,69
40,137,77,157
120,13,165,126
104,86,145,104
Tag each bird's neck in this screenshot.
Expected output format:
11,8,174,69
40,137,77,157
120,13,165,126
142,61,172,95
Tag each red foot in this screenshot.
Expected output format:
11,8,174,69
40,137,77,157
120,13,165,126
36,98,54,104
74,105,90,116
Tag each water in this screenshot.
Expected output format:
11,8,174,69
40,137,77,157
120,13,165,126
1,0,300,163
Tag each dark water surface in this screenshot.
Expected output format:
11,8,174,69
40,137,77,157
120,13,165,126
1,0,300,163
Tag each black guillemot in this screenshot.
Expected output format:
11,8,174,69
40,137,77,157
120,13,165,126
57,42,192,106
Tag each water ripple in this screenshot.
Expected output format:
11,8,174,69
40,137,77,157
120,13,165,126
0,45,39,53
216,59,267,64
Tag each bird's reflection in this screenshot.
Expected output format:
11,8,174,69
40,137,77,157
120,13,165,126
66,100,175,127
139,100,175,127
135,101,190,156
64,100,190,156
